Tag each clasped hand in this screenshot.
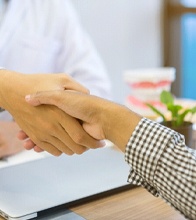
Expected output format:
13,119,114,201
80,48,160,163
1,71,104,156
21,89,140,154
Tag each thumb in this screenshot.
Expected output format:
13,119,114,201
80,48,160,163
25,91,55,106
25,90,94,122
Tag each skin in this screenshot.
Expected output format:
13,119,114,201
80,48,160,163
0,70,104,157
19,86,196,220
0,121,24,158
24,90,142,152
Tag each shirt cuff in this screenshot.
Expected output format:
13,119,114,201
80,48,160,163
125,118,176,196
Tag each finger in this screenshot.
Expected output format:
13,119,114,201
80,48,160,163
34,140,62,157
61,75,90,94
59,118,105,149
17,130,29,140
35,131,76,156
22,130,64,156
47,135,76,155
33,146,44,153
55,126,90,154
23,139,36,150
25,91,94,122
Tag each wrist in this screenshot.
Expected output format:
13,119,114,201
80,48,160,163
0,68,6,111
0,70,25,113
102,103,141,152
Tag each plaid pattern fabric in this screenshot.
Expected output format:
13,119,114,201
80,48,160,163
125,118,196,220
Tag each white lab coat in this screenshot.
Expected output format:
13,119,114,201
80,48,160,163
0,0,111,98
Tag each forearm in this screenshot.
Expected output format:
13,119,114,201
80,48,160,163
0,70,37,122
101,101,141,152
24,91,142,151
0,69,10,108
0,70,86,116
22,90,196,218
0,70,24,112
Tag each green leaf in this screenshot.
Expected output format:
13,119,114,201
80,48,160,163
167,104,182,117
176,109,191,126
146,90,196,128
167,104,181,127
160,90,174,105
190,106,196,114
145,103,166,121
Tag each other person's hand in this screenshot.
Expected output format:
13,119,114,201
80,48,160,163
25,90,141,152
0,121,24,158
0,71,103,156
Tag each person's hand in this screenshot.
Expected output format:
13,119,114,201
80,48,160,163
0,71,104,156
0,121,24,158
25,90,142,152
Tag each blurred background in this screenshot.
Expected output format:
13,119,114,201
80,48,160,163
72,0,196,103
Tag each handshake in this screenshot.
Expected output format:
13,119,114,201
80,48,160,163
0,70,141,156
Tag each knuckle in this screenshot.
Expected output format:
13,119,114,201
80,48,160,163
85,88,90,94
35,91,41,96
52,91,63,105
46,123,56,133
36,140,62,157
60,74,71,84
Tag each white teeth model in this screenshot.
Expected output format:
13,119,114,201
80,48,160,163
124,67,176,119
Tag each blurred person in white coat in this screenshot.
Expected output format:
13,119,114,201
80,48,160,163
0,0,111,157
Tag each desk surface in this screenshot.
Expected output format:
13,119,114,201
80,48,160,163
69,187,185,220
0,186,186,220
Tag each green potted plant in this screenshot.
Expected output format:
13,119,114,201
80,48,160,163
146,90,196,148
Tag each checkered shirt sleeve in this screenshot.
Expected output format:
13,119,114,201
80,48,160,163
125,118,196,220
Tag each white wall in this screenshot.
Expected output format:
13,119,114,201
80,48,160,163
71,0,164,103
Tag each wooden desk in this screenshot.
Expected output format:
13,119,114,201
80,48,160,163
0,187,186,220
69,187,185,220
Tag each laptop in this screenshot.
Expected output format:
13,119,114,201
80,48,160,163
0,147,134,220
